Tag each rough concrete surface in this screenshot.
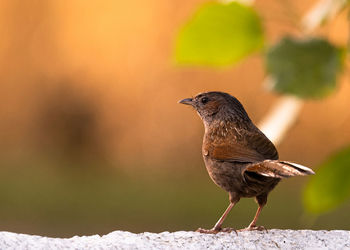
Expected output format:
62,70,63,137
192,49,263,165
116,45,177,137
0,229,349,249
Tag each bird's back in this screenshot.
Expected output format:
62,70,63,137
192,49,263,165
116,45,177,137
202,119,278,164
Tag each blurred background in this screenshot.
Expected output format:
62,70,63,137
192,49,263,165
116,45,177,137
0,0,349,237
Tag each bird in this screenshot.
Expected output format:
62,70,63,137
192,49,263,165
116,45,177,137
178,91,315,234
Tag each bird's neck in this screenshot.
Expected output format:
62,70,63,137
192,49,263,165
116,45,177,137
203,115,252,143
204,119,233,140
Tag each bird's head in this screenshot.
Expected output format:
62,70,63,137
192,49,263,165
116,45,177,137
178,91,251,125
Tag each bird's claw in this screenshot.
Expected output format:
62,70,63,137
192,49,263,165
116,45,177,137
196,227,237,234
196,228,219,234
220,227,238,235
238,225,267,232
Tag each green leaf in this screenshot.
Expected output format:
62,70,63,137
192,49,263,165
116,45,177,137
175,2,264,66
266,37,345,99
303,146,350,214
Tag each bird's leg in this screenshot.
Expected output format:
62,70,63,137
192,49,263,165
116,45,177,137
239,204,266,232
238,194,268,232
213,202,235,231
196,202,236,234
248,204,264,230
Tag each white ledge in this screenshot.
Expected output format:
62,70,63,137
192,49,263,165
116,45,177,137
1,229,349,249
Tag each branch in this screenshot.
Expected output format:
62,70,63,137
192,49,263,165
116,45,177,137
258,95,303,145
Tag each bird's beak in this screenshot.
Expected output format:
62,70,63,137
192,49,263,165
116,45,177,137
178,98,194,106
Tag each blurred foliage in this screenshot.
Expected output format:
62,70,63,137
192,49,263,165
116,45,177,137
304,146,350,214
266,37,345,99
175,2,263,66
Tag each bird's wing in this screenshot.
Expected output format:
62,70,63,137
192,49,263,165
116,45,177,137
243,160,315,179
208,126,278,163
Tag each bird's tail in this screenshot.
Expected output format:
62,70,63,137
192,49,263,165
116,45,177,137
245,160,315,179
280,161,315,176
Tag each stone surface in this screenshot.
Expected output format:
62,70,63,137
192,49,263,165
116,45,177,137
0,229,349,249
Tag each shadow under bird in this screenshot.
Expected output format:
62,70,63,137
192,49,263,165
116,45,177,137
179,91,315,234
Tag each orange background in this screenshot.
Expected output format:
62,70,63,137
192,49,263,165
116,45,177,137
0,0,349,236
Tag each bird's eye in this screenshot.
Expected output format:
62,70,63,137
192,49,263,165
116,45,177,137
201,97,209,104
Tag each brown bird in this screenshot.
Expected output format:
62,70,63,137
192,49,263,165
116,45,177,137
179,91,314,234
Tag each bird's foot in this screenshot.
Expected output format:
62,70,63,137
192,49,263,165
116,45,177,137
220,227,237,234
196,227,237,234
238,225,267,232
196,228,219,234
